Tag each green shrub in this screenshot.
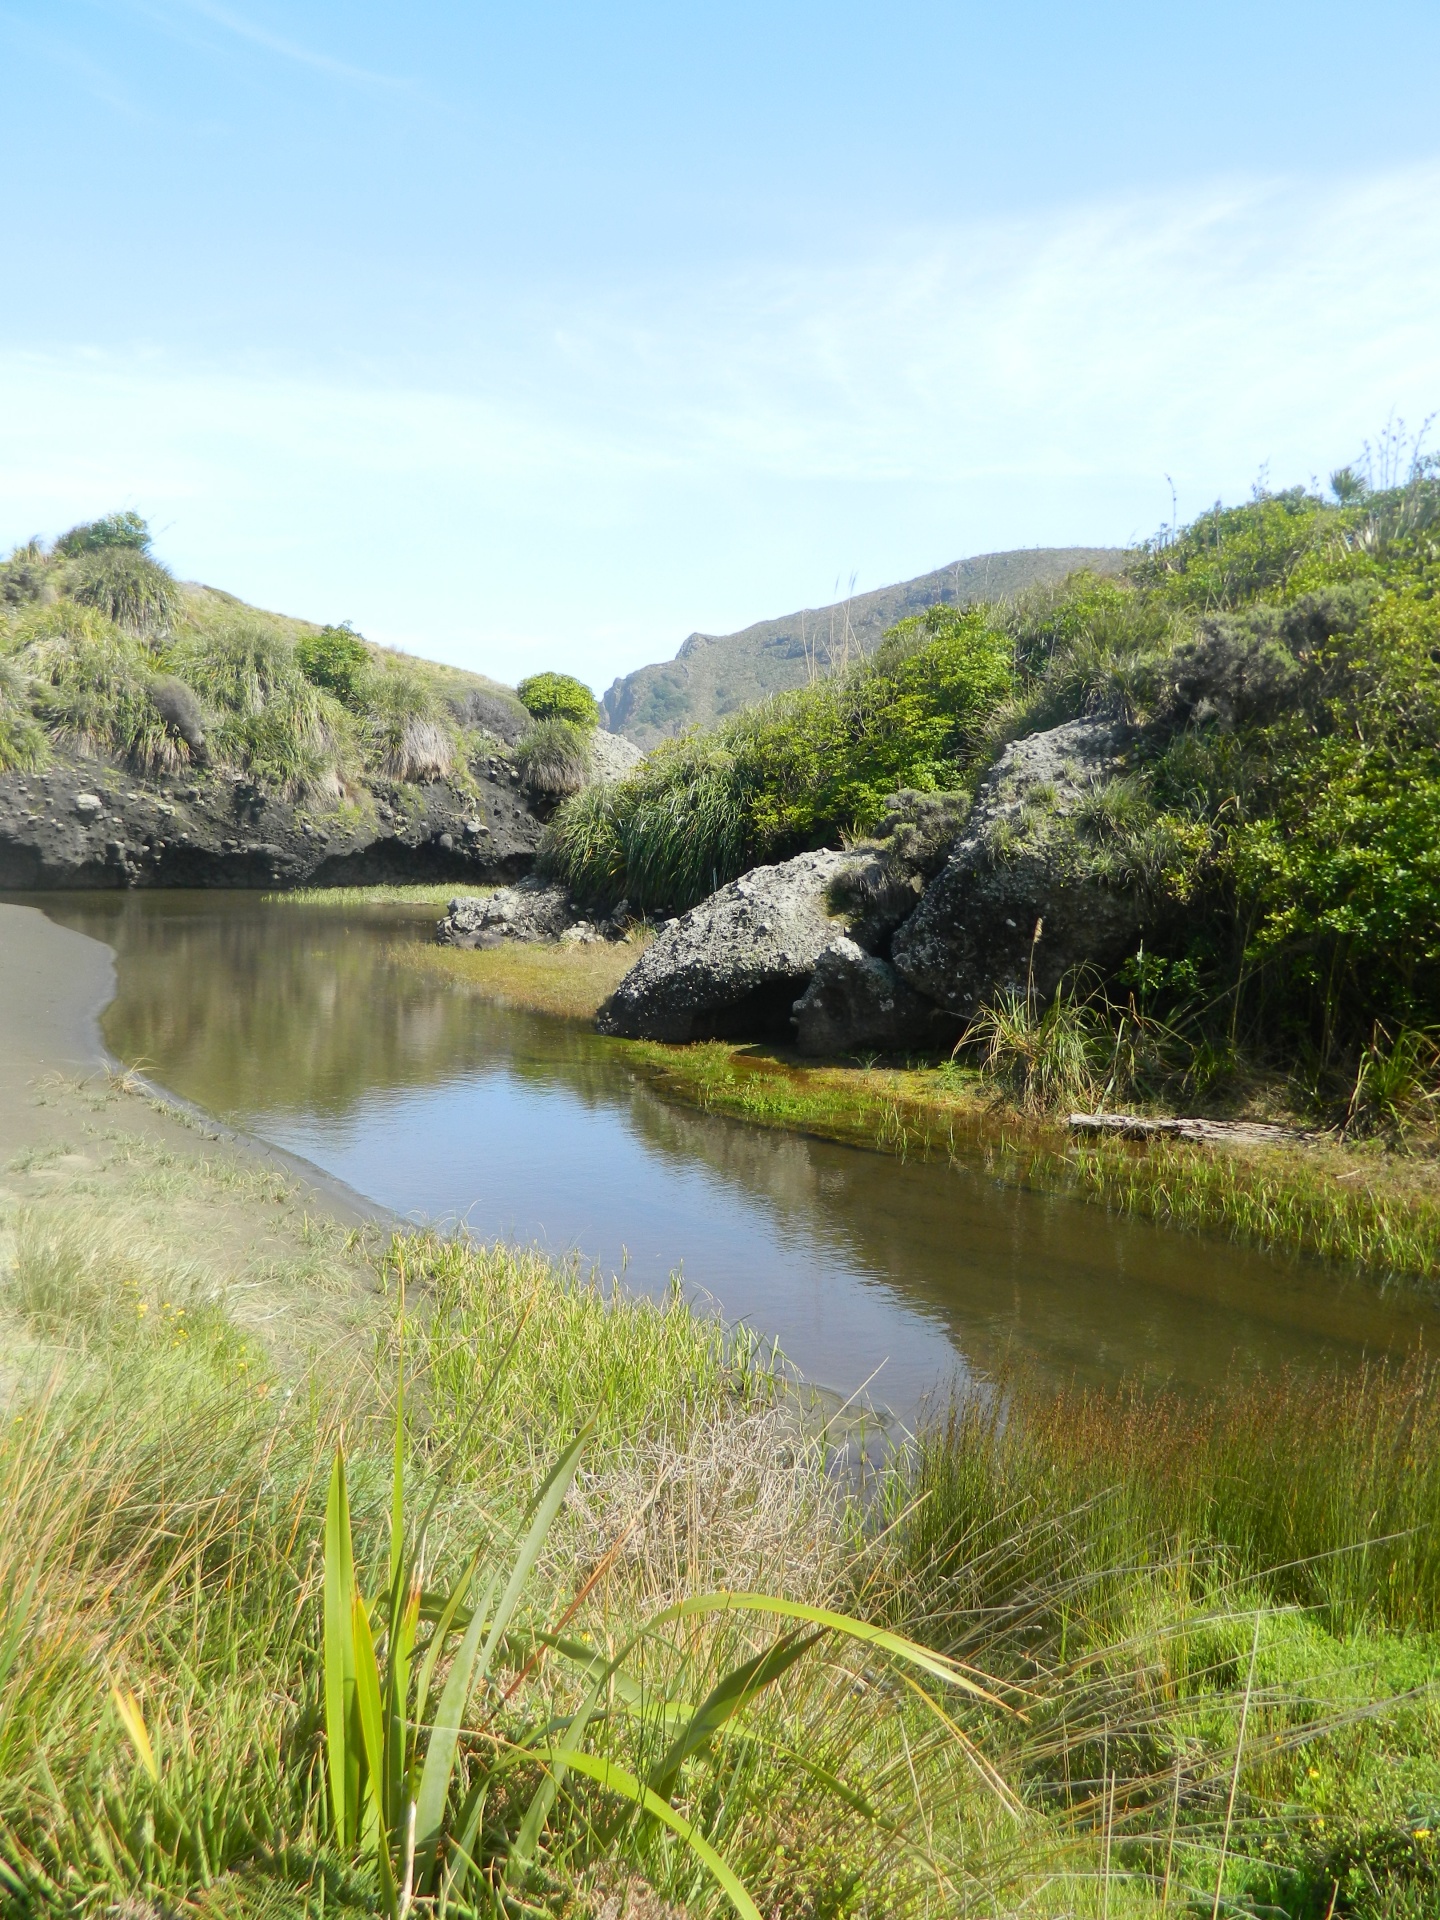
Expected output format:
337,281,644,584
53,510,152,557
516,669,600,728
67,547,179,640
297,622,370,706
543,607,1011,912
514,714,589,796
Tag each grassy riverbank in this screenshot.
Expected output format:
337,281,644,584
3,1135,1439,1919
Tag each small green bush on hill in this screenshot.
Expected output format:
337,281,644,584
516,669,600,727
53,509,152,557
296,620,370,705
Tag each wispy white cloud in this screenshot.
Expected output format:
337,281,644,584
2,162,1438,677
0,6,146,117
131,0,412,89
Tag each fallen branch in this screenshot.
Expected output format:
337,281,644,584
1068,1112,1318,1149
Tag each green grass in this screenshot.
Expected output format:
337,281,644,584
263,883,476,907
402,935,643,1020
2,1195,1439,1918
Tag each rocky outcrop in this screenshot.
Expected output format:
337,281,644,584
0,749,545,889
891,718,1146,1015
437,878,636,947
597,849,855,1042
825,790,971,954
586,729,645,784
437,879,578,945
791,938,956,1056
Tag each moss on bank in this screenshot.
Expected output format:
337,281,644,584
400,933,644,1020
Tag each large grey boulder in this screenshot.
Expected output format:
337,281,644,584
597,849,855,1042
792,938,956,1056
587,729,645,784
891,718,1146,1015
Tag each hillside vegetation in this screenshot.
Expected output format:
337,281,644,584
546,443,1440,1123
0,515,530,797
601,545,1126,744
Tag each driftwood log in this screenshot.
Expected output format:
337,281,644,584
1068,1112,1317,1148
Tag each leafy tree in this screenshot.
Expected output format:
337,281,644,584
54,511,152,557
516,670,599,728
297,623,371,706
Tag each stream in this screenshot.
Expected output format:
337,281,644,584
28,891,1436,1417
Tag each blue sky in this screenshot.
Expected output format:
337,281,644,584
3,2,1439,694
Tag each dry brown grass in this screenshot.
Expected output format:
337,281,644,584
398,934,644,1020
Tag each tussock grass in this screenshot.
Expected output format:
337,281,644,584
67,546,179,640
0,517,519,804
515,715,590,796
363,661,455,783
0,653,48,772
1,1199,1438,1917
173,618,351,799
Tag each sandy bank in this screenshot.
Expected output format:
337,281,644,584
0,901,382,1373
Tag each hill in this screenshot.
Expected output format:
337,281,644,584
601,546,1127,744
0,515,563,888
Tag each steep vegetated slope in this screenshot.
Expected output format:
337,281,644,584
0,517,611,887
549,449,1440,1124
602,545,1126,743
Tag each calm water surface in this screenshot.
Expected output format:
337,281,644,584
30,892,1437,1414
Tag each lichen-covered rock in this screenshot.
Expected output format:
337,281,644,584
890,718,1146,1014
791,938,956,1055
825,789,971,953
587,730,646,784
437,878,580,946
597,849,855,1041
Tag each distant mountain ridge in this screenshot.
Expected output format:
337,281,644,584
602,546,1128,745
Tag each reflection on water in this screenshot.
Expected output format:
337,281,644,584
32,892,1437,1414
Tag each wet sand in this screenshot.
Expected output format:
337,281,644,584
0,901,381,1373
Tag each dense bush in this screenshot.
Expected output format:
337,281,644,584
53,510,152,557
543,607,1011,913
515,669,599,728
296,622,370,705
546,455,1440,1089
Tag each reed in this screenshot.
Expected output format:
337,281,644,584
3,1205,1437,1919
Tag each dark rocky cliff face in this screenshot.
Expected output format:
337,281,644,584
0,748,545,889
